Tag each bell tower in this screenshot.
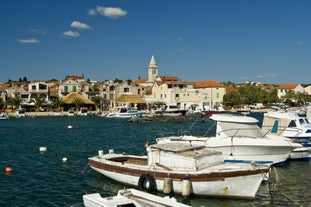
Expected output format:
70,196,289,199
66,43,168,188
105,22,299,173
148,55,158,82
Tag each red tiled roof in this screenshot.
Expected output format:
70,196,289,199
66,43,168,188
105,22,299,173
160,76,179,81
226,86,237,93
277,84,299,89
194,80,224,88
132,78,148,84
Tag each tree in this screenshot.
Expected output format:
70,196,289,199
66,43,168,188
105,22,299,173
53,96,62,112
8,96,22,110
34,97,44,112
73,98,83,111
91,96,102,111
0,97,4,109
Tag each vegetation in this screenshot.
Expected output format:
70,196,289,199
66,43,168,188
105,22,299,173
0,97,4,109
223,84,311,108
53,96,62,112
73,98,83,111
91,96,102,111
223,84,279,107
34,97,44,112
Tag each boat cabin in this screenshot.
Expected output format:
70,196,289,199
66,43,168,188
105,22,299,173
147,143,223,171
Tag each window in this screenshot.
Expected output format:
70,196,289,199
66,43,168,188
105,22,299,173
124,88,129,92
32,85,36,90
73,86,76,92
288,120,296,127
64,86,68,92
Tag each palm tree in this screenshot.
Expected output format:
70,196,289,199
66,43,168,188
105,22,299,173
53,96,62,112
73,97,83,111
34,97,44,112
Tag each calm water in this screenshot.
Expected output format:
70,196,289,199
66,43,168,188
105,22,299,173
0,113,310,207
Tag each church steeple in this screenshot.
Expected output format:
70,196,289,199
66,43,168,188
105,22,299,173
148,55,158,82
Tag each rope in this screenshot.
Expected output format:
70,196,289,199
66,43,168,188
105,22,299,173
81,163,90,175
270,166,304,206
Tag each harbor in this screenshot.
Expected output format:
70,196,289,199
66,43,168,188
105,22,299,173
0,113,310,207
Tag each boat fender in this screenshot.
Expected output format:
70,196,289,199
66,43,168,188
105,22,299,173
138,173,156,192
182,176,191,197
163,177,172,194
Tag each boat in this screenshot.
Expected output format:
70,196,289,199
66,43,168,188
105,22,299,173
106,107,141,118
0,112,9,120
88,142,270,200
15,108,27,117
83,188,191,207
262,111,311,161
156,114,302,166
155,105,187,117
202,106,228,117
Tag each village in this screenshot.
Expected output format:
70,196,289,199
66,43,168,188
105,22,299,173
0,56,311,117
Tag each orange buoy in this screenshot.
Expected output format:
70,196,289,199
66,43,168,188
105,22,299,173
5,166,12,172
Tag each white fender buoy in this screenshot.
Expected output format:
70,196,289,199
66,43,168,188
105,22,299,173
182,176,191,197
62,157,68,163
39,147,47,152
163,177,172,194
67,125,73,129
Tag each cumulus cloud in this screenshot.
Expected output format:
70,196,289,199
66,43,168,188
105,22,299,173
70,21,91,29
94,6,127,18
18,38,40,44
88,9,97,16
63,31,80,37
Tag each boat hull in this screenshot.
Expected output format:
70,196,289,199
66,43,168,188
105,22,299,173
88,154,269,200
156,135,298,165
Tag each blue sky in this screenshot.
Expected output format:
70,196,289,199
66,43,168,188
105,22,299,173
0,0,310,84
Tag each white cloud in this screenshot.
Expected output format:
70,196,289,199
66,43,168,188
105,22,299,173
30,29,48,34
70,21,91,29
296,41,304,45
177,37,183,41
18,38,40,44
63,31,80,37
178,49,184,53
95,6,127,19
256,74,277,79
88,9,97,16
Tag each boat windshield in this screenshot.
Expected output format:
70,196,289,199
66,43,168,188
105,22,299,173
218,122,265,138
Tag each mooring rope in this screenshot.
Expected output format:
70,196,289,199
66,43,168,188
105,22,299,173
270,166,303,207
81,163,90,175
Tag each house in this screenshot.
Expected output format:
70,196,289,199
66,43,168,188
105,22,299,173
194,80,226,110
277,83,304,99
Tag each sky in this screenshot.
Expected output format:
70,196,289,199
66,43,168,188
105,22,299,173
0,0,310,84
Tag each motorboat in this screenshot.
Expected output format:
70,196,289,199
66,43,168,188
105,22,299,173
88,142,270,200
156,114,301,166
15,108,27,117
262,111,311,161
106,107,141,118
155,105,187,117
83,188,191,207
0,112,9,120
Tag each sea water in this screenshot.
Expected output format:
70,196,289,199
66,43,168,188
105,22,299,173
0,113,310,207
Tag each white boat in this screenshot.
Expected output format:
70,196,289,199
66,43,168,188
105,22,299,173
106,107,141,118
15,108,27,117
156,114,301,166
262,111,311,161
0,112,9,120
83,188,191,207
89,143,270,200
